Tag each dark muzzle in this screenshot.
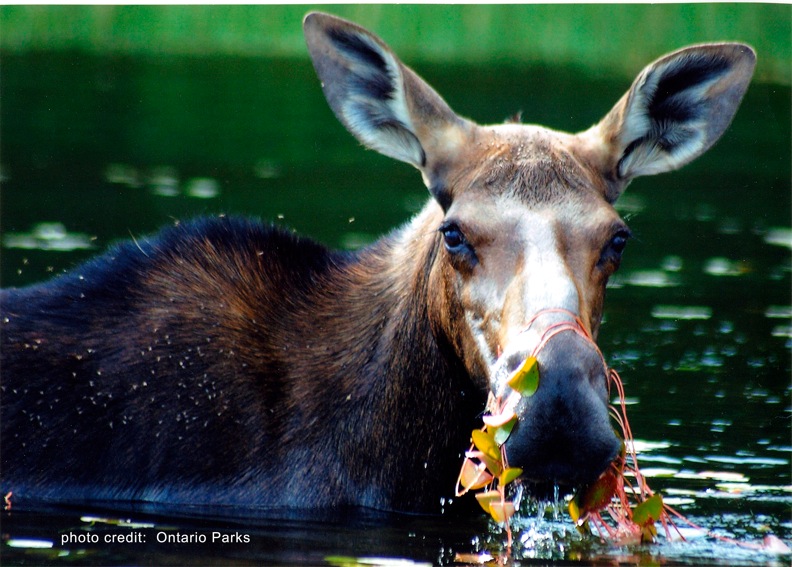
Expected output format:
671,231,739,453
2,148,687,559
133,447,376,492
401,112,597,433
503,330,621,492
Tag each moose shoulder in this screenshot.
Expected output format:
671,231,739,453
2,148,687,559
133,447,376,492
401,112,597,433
0,13,755,514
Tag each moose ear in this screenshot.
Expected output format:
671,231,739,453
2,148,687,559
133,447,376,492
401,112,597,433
587,43,755,201
303,12,469,175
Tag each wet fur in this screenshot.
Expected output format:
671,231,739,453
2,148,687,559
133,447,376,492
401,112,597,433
1,215,482,512
0,13,755,515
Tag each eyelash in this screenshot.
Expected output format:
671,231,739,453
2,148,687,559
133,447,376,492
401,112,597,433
439,222,467,251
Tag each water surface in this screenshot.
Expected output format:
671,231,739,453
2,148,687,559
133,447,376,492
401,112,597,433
1,52,789,565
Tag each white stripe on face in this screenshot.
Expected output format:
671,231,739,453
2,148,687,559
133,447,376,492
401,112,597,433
491,213,581,384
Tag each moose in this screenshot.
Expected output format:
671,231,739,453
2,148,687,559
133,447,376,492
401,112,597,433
1,13,754,515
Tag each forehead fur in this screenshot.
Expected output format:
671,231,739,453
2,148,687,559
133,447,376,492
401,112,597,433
449,127,603,206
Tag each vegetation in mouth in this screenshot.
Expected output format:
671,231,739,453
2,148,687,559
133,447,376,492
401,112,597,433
455,332,791,557
568,367,677,545
456,357,678,548
455,312,679,548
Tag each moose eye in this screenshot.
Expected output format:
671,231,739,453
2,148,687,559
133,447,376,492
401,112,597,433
609,230,630,255
599,228,631,268
439,222,467,253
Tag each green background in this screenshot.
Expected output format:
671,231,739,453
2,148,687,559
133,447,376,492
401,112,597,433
1,4,789,84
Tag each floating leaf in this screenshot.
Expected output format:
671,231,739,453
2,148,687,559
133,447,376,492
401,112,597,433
466,450,502,477
459,459,493,491
474,490,502,514
506,356,539,397
488,500,516,524
482,409,516,428
491,415,517,446
632,493,664,527
471,429,500,461
499,467,523,487
575,467,618,514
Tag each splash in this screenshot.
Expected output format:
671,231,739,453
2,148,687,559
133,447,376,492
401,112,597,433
568,367,678,545
454,308,791,555
455,308,604,546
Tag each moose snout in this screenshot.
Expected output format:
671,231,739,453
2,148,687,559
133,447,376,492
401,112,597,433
501,332,620,492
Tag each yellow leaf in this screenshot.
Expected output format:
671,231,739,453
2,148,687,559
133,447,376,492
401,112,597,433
506,356,539,397
471,429,500,461
641,523,658,543
465,450,502,477
459,459,493,491
474,490,501,514
568,496,581,524
489,500,515,524
499,467,522,487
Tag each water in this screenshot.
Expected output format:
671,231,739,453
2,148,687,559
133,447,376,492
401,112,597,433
1,52,790,565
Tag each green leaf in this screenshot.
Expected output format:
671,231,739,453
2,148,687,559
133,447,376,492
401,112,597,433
499,467,523,487
491,415,517,446
459,459,493,491
471,429,500,461
632,493,664,527
474,490,501,514
506,356,539,397
568,495,582,524
489,500,515,524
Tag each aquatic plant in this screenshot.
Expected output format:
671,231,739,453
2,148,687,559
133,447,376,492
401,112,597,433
455,309,677,546
567,367,675,545
455,310,792,558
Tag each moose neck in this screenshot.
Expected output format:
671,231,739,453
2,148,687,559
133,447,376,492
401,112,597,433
305,202,484,512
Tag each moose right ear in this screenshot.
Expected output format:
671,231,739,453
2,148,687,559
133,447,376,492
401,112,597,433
586,42,756,202
303,12,470,180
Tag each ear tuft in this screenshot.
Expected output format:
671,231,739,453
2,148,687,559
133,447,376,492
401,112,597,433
326,27,425,166
592,42,756,193
304,12,425,166
304,11,469,179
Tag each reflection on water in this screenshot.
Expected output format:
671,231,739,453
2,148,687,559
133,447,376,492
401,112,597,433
0,50,789,565
2,222,95,251
105,163,222,199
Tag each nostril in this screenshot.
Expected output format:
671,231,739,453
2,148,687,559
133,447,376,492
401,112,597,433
491,349,537,397
504,351,528,374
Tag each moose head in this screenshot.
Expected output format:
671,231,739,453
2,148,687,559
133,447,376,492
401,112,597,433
304,12,755,493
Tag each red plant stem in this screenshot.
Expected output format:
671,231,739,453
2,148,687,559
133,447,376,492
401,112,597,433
463,308,786,553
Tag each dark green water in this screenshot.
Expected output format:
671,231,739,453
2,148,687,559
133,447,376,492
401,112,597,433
1,52,790,566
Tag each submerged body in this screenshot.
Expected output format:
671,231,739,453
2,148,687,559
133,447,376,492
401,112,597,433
1,214,483,511
0,13,754,514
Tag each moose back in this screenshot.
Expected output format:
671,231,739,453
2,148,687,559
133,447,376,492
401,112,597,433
0,13,755,514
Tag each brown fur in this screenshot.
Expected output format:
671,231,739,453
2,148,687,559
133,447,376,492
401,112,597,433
0,13,755,514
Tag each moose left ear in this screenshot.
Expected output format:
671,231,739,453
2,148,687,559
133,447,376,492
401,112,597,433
303,11,471,183
587,43,756,201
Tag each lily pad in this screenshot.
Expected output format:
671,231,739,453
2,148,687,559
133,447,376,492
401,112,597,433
632,493,664,526
507,356,539,397
472,429,500,461
499,467,523,487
